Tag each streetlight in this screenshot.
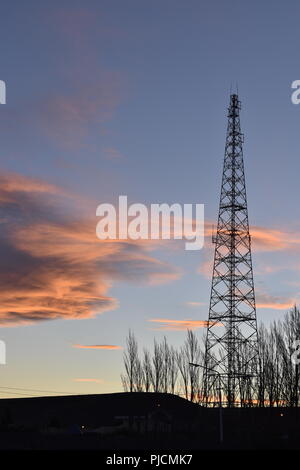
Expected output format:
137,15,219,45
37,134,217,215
189,362,223,445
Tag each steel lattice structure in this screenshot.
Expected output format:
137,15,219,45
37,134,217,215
203,94,259,407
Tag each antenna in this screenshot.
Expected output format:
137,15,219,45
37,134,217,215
203,93,259,408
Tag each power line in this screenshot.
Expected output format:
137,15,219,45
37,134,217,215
0,390,43,397
0,386,82,396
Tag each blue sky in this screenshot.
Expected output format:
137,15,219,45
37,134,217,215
0,0,300,397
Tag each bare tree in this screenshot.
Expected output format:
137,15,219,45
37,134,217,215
134,357,144,392
176,348,189,399
121,307,300,406
142,348,153,392
161,337,171,393
258,323,268,406
177,330,202,401
152,339,163,392
169,345,178,394
121,329,139,392
258,307,300,407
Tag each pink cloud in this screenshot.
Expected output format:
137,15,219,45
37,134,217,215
74,378,103,384
148,318,222,331
186,301,206,307
203,221,300,254
38,74,122,149
0,171,180,326
103,147,125,160
73,344,122,350
255,291,295,310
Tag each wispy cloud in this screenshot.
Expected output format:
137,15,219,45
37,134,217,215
251,226,300,253
103,147,125,160
72,344,122,350
186,301,206,307
37,8,126,149
73,378,103,383
38,76,122,149
197,257,213,279
256,291,295,310
148,318,222,331
203,221,300,254
199,222,300,281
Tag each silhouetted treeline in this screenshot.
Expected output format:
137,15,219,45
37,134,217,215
121,330,203,401
258,306,300,407
121,306,300,406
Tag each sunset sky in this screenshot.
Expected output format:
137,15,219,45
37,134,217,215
0,0,300,397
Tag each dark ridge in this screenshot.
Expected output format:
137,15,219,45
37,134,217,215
0,392,199,427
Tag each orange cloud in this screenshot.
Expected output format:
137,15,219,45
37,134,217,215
73,344,122,350
0,172,62,198
197,256,213,279
256,291,295,310
203,221,300,254
250,226,300,252
0,171,180,326
148,318,222,331
74,378,103,383
186,301,206,307
199,222,300,281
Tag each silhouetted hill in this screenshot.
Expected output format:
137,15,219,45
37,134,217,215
0,392,199,428
1,393,300,450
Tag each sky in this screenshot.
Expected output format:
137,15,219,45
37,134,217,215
0,0,300,397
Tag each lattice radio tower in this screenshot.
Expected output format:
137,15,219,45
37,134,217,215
203,93,259,407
